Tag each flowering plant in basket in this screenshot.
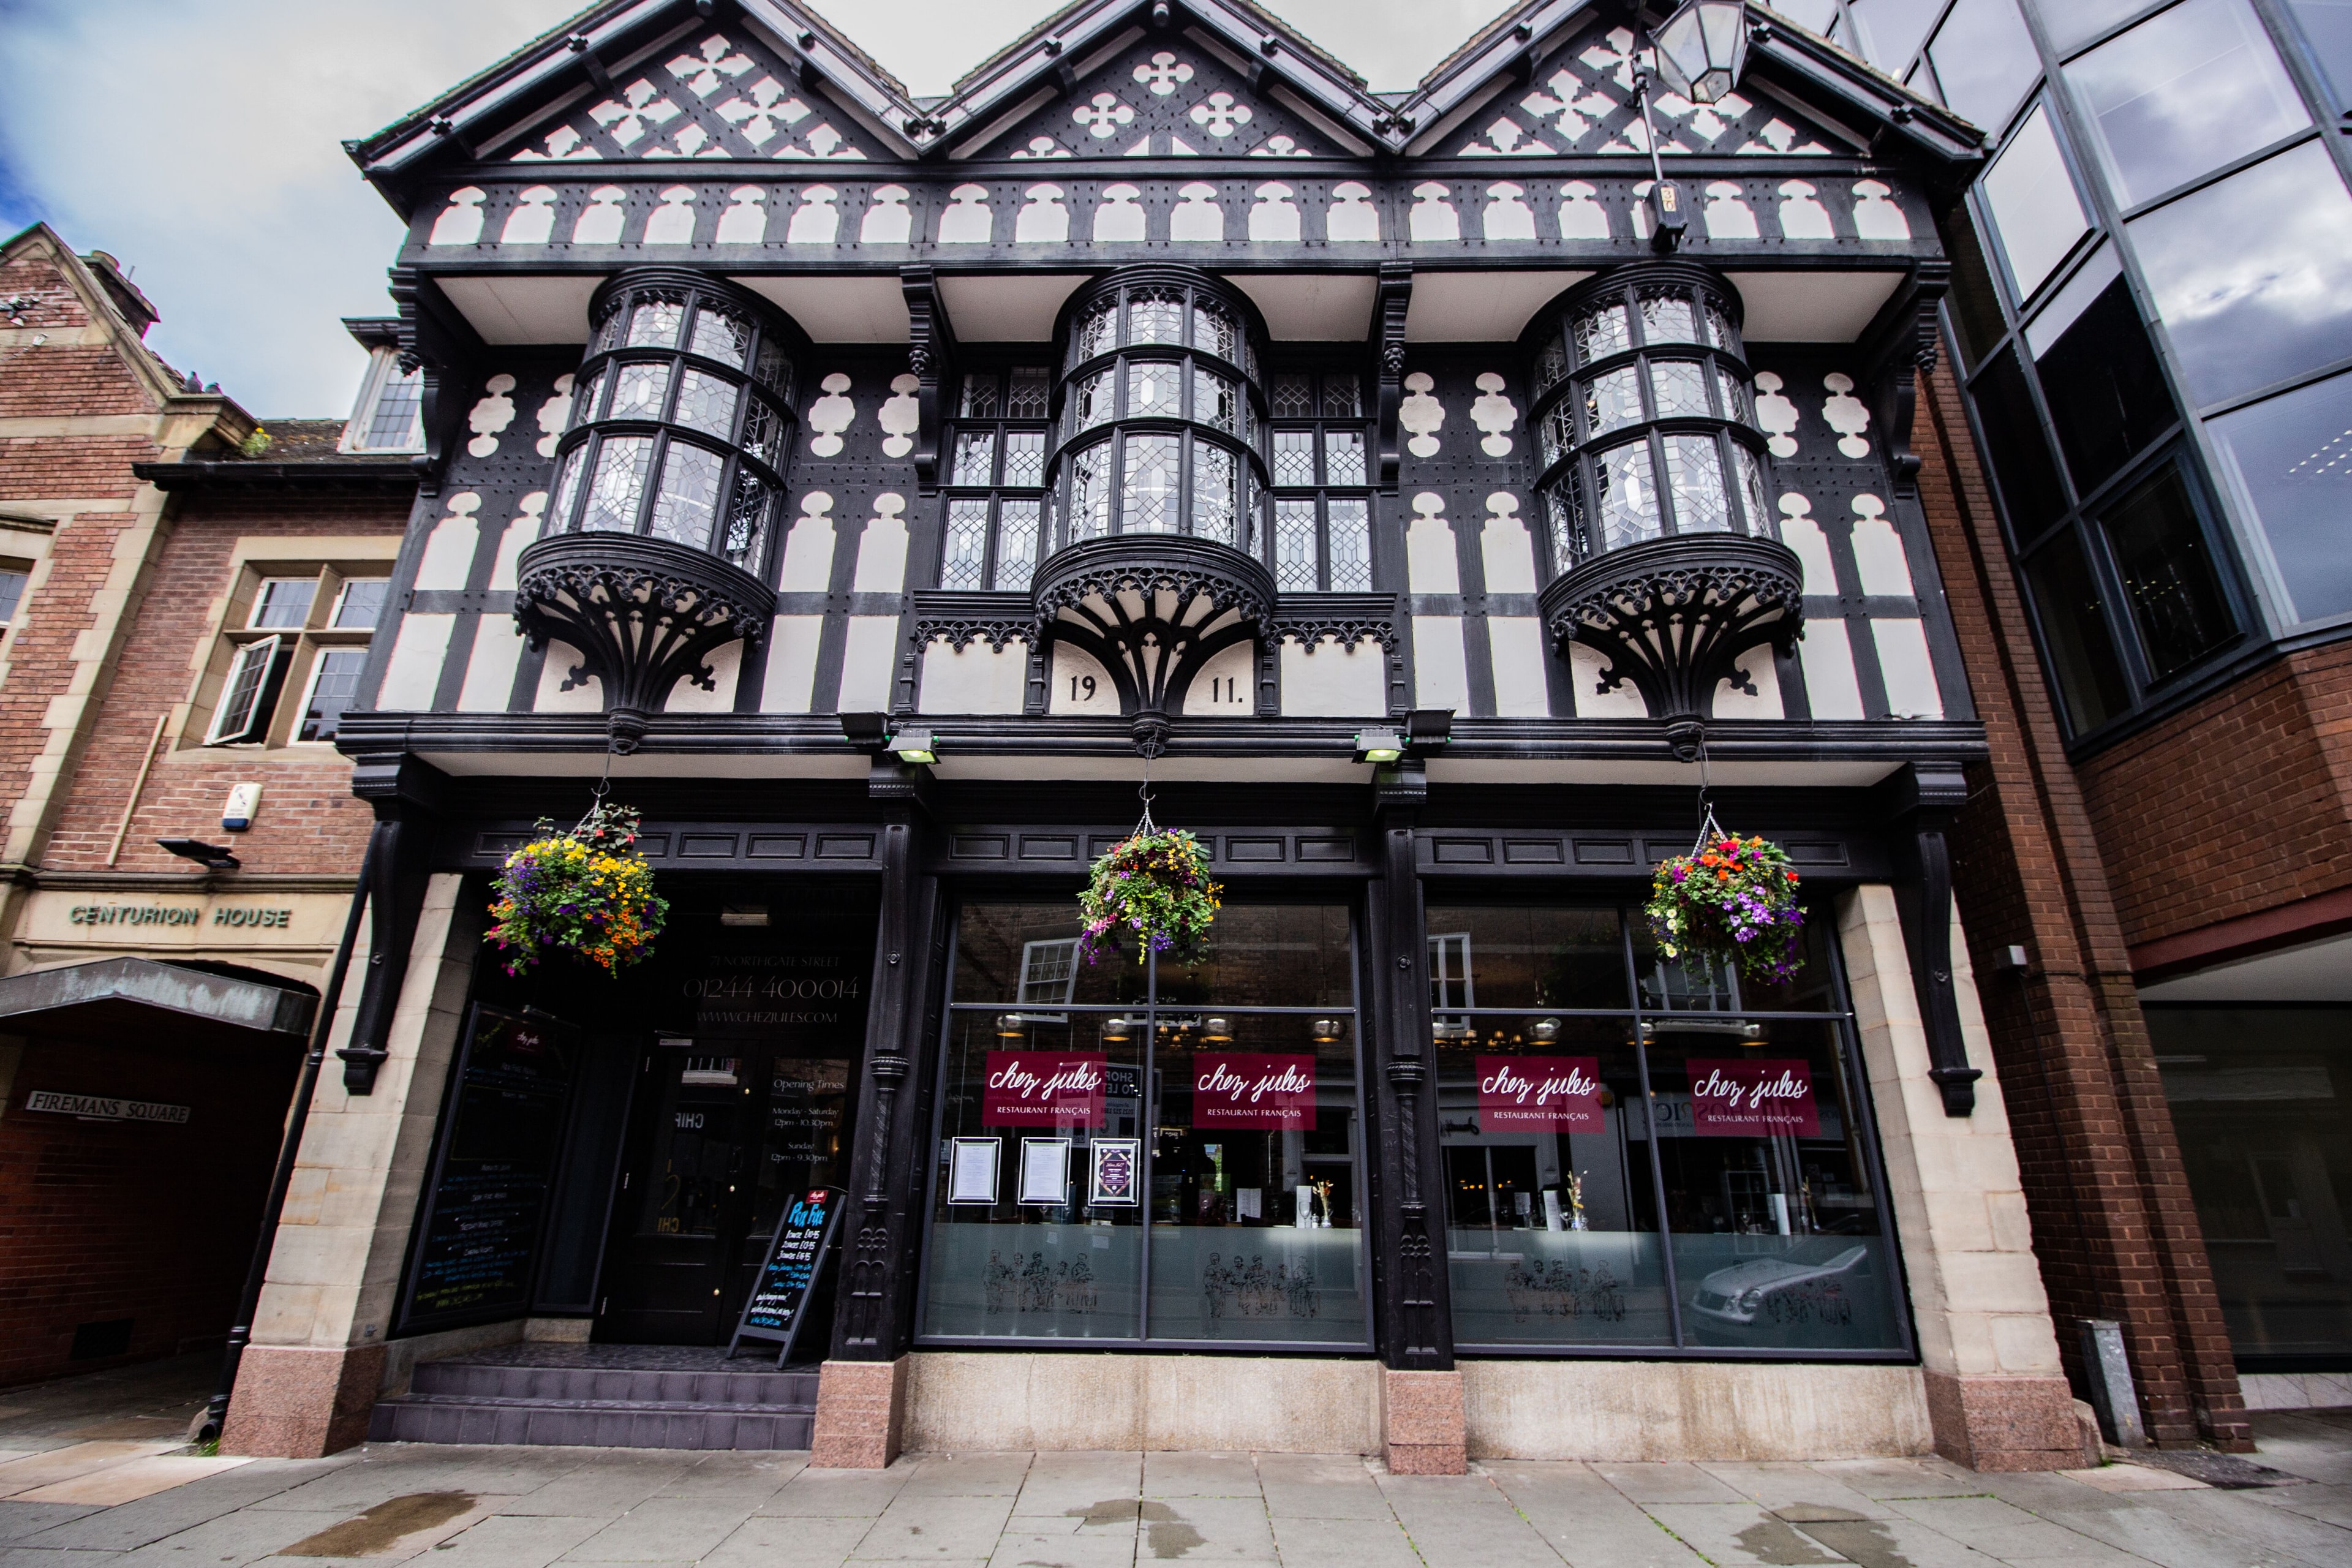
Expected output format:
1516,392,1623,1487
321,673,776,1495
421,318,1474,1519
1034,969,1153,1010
1077,829,1222,965
487,801,669,976
1645,830,1804,984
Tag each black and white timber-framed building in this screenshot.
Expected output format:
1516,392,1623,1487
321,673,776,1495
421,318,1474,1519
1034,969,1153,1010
219,0,2103,1473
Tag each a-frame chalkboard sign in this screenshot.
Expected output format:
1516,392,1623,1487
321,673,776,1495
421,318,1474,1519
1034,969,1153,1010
726,1186,843,1366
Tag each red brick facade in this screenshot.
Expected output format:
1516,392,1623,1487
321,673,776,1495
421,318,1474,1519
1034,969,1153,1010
1915,358,2252,1450
0,224,409,1390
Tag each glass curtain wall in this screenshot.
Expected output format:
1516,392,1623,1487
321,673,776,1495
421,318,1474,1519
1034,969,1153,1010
1834,0,2352,739
919,902,1368,1349
1430,904,1909,1357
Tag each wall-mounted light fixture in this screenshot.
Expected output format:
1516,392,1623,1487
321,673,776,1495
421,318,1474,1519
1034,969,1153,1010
1311,1017,1345,1044
1202,1016,1233,1043
888,726,938,765
157,837,241,870
1353,728,1403,764
995,1013,1026,1039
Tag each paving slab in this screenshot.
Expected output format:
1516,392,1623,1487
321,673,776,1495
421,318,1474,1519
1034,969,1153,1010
699,1513,876,1568
656,1453,805,1503
1789,1513,2004,1568
2060,1465,2207,1493
1592,1463,1749,1506
0,1507,99,1547
760,1467,915,1517
1264,1515,1421,1568
1005,1454,1141,1523
1255,1455,1386,1521
17,1460,254,1509
1124,1495,1273,1561
1642,1502,1846,1566
1483,1461,1709,1568
1808,1457,1989,1499
897,1457,1033,1499
0,1449,184,1502
1138,1455,1258,1500
402,1510,609,1568
496,1458,696,1519
1376,1472,1558,1567
984,1527,1139,1567
13,1460,351,1553
109,1505,349,1566
851,1493,1018,1559
561,1495,764,1561
2245,1481,2352,1529
1695,1461,1901,1519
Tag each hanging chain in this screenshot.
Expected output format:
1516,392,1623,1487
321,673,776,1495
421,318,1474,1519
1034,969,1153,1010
1133,746,1158,840
1687,736,1724,858
575,742,616,837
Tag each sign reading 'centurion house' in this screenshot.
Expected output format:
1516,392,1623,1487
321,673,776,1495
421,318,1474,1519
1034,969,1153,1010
238,0,2094,1480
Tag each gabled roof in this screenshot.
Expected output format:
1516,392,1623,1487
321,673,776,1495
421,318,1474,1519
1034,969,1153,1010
346,0,935,195
928,0,1393,157
1403,1,1980,167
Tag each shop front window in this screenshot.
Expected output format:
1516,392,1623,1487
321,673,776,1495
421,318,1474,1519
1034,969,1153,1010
1430,905,1907,1356
2152,1006,2352,1363
919,902,1367,1349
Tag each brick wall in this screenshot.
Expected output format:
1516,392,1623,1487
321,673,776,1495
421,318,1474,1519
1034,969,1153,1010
0,1035,301,1388
39,491,406,876
1913,357,2249,1450
2075,644,2352,951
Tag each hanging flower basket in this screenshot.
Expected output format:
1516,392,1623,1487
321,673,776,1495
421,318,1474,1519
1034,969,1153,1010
1645,818,1805,984
487,801,669,976
1077,829,1222,965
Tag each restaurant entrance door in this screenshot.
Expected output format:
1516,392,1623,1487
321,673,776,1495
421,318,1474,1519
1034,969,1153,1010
594,930,870,1347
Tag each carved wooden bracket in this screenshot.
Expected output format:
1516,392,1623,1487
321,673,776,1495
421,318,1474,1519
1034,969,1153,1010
1858,260,1950,498
901,265,952,495
1376,263,1411,490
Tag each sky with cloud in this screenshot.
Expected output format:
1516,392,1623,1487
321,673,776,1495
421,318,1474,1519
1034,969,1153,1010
0,0,1504,419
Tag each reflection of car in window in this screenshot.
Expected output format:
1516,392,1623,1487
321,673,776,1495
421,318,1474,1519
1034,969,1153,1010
1689,1244,1868,1327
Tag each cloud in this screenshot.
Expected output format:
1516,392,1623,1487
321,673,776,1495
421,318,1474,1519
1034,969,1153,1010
0,0,1508,416
0,0,564,416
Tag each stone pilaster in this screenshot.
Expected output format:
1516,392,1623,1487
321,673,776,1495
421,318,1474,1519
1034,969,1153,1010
1838,885,2078,1471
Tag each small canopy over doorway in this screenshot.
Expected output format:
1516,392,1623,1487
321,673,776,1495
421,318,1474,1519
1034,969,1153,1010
0,956,317,1047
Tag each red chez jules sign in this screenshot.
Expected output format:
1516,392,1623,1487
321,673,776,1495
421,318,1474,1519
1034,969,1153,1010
1687,1058,1819,1137
1191,1053,1316,1129
982,1052,1106,1126
1476,1056,1605,1133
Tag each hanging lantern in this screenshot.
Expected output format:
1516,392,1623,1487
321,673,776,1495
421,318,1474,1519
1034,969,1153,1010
1652,0,1751,105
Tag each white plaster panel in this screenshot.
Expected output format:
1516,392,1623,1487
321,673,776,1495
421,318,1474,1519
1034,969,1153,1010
412,498,481,591
1479,499,1539,593
1568,643,1648,717
1180,641,1256,716
919,637,1030,714
1711,645,1785,719
488,505,543,591
1872,619,1943,719
1406,499,1460,594
1047,642,1121,714
780,494,839,591
836,616,900,712
761,614,825,713
662,640,741,712
1278,636,1387,717
1487,616,1550,717
1411,615,1470,712
850,496,910,592
375,613,454,711
454,616,524,711
533,638,603,712
1851,500,1916,595
1800,618,1865,719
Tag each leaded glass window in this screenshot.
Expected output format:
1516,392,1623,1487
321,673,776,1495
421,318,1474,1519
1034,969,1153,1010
649,443,725,550
1275,499,1319,590
1528,265,1773,566
673,369,739,439
940,365,1054,591
1124,434,1181,532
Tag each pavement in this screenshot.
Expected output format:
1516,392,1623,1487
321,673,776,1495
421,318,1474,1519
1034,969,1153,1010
2,1359,2350,1567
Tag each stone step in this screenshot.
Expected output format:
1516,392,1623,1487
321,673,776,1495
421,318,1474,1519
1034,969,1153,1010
409,1359,818,1408
368,1391,813,1451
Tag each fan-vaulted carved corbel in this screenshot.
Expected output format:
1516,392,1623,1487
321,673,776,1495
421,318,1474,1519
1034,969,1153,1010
1859,260,1950,497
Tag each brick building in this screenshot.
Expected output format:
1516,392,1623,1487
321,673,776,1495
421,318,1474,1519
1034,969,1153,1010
0,223,414,1388
1806,0,2351,1445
